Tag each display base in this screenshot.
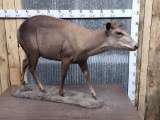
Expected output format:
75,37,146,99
11,84,103,109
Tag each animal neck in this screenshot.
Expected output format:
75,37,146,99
84,29,110,56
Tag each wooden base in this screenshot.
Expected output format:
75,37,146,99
0,84,141,120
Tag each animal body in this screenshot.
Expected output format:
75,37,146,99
18,15,138,99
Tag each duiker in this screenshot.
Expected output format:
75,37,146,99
18,15,138,99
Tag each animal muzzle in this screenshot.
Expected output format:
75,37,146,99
130,38,138,50
134,44,138,50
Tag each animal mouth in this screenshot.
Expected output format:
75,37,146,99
122,45,137,51
128,47,138,51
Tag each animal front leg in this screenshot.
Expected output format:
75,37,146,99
78,61,97,99
59,58,70,97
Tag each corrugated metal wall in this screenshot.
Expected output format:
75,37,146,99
23,0,132,92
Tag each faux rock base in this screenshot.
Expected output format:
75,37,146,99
11,84,103,109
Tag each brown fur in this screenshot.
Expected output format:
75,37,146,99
18,15,138,99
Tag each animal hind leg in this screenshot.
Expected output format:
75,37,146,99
78,60,97,99
20,57,29,84
59,58,71,96
28,55,46,93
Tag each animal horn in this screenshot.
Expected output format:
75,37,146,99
119,23,123,27
111,22,118,29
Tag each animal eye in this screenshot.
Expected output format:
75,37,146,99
116,32,123,35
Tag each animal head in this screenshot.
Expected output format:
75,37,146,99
105,22,138,51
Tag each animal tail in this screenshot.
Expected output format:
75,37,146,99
18,43,19,47
17,25,21,48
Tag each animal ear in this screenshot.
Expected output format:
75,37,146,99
106,22,111,31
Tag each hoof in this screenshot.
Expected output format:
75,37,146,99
40,88,47,93
92,95,98,100
59,91,64,97
91,93,97,100
21,81,27,85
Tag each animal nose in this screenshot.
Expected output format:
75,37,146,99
134,45,138,49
